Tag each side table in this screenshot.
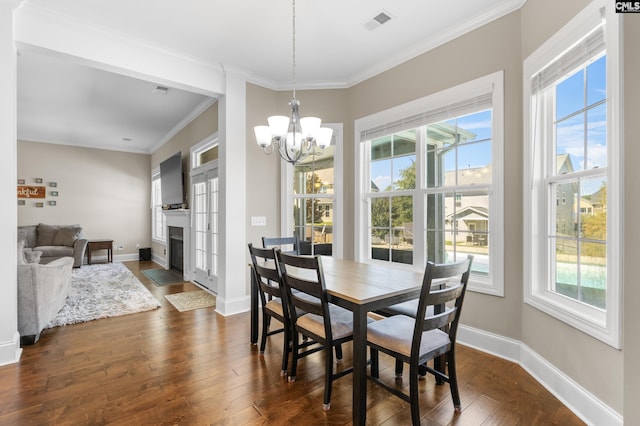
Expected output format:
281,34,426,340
86,239,113,264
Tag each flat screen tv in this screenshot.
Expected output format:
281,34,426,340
159,152,184,209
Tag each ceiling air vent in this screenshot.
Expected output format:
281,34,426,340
364,11,392,31
152,85,169,95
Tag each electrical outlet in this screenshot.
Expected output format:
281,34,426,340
136,244,140,249
117,245,124,250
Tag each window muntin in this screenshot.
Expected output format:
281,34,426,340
547,54,607,310
370,194,414,265
151,169,165,243
356,72,503,295
523,0,620,347
371,131,416,192
293,145,335,254
366,109,493,278
193,180,207,271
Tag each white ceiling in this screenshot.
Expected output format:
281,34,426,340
16,0,525,154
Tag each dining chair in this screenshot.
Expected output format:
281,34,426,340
262,236,300,255
275,250,374,411
247,243,292,376
367,256,473,425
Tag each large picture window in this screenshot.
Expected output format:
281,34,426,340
355,72,504,296
523,0,621,347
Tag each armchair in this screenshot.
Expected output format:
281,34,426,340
18,256,74,345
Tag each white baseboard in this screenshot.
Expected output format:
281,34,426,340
215,295,251,317
0,331,22,366
458,325,622,426
151,254,166,268
112,253,139,262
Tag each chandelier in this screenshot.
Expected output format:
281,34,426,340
253,0,333,165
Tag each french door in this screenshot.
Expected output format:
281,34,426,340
192,164,218,293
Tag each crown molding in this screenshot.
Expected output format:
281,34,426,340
149,97,218,154
347,0,527,87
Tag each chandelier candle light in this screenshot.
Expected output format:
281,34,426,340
254,0,333,164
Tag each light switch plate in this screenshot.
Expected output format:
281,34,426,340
251,216,267,227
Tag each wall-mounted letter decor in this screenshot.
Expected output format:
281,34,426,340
17,186,46,199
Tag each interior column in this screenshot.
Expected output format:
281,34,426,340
0,0,24,366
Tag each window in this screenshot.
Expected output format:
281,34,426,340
283,124,343,257
523,0,621,347
355,72,504,296
190,133,219,292
151,167,166,244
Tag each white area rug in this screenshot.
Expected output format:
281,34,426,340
47,262,161,328
165,290,216,312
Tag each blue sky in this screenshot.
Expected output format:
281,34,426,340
370,55,607,191
555,55,607,170
370,109,492,191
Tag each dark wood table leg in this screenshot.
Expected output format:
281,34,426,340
250,266,258,345
352,307,368,425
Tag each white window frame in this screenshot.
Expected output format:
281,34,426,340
282,123,343,258
354,71,504,296
151,167,166,245
523,0,622,348
191,132,218,169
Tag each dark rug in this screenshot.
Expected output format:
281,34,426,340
142,268,185,286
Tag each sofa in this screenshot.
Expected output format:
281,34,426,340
18,223,88,268
17,240,73,345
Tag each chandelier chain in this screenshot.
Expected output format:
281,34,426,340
292,0,296,99
253,0,332,164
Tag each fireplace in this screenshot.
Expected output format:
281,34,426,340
163,209,191,280
168,226,183,274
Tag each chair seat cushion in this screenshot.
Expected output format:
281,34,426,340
264,295,311,319
297,305,373,340
265,298,284,317
376,300,434,318
367,315,450,358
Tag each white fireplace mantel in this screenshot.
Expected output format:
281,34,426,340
163,209,192,281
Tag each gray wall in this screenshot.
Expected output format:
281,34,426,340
623,12,640,426
17,140,151,260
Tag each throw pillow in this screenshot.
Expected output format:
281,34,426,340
17,240,26,265
37,223,59,246
53,226,82,246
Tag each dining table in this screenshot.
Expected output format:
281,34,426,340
249,255,428,426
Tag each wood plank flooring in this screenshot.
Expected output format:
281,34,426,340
0,261,585,425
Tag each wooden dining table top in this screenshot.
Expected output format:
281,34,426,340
314,256,425,304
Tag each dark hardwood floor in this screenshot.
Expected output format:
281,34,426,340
0,261,585,425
